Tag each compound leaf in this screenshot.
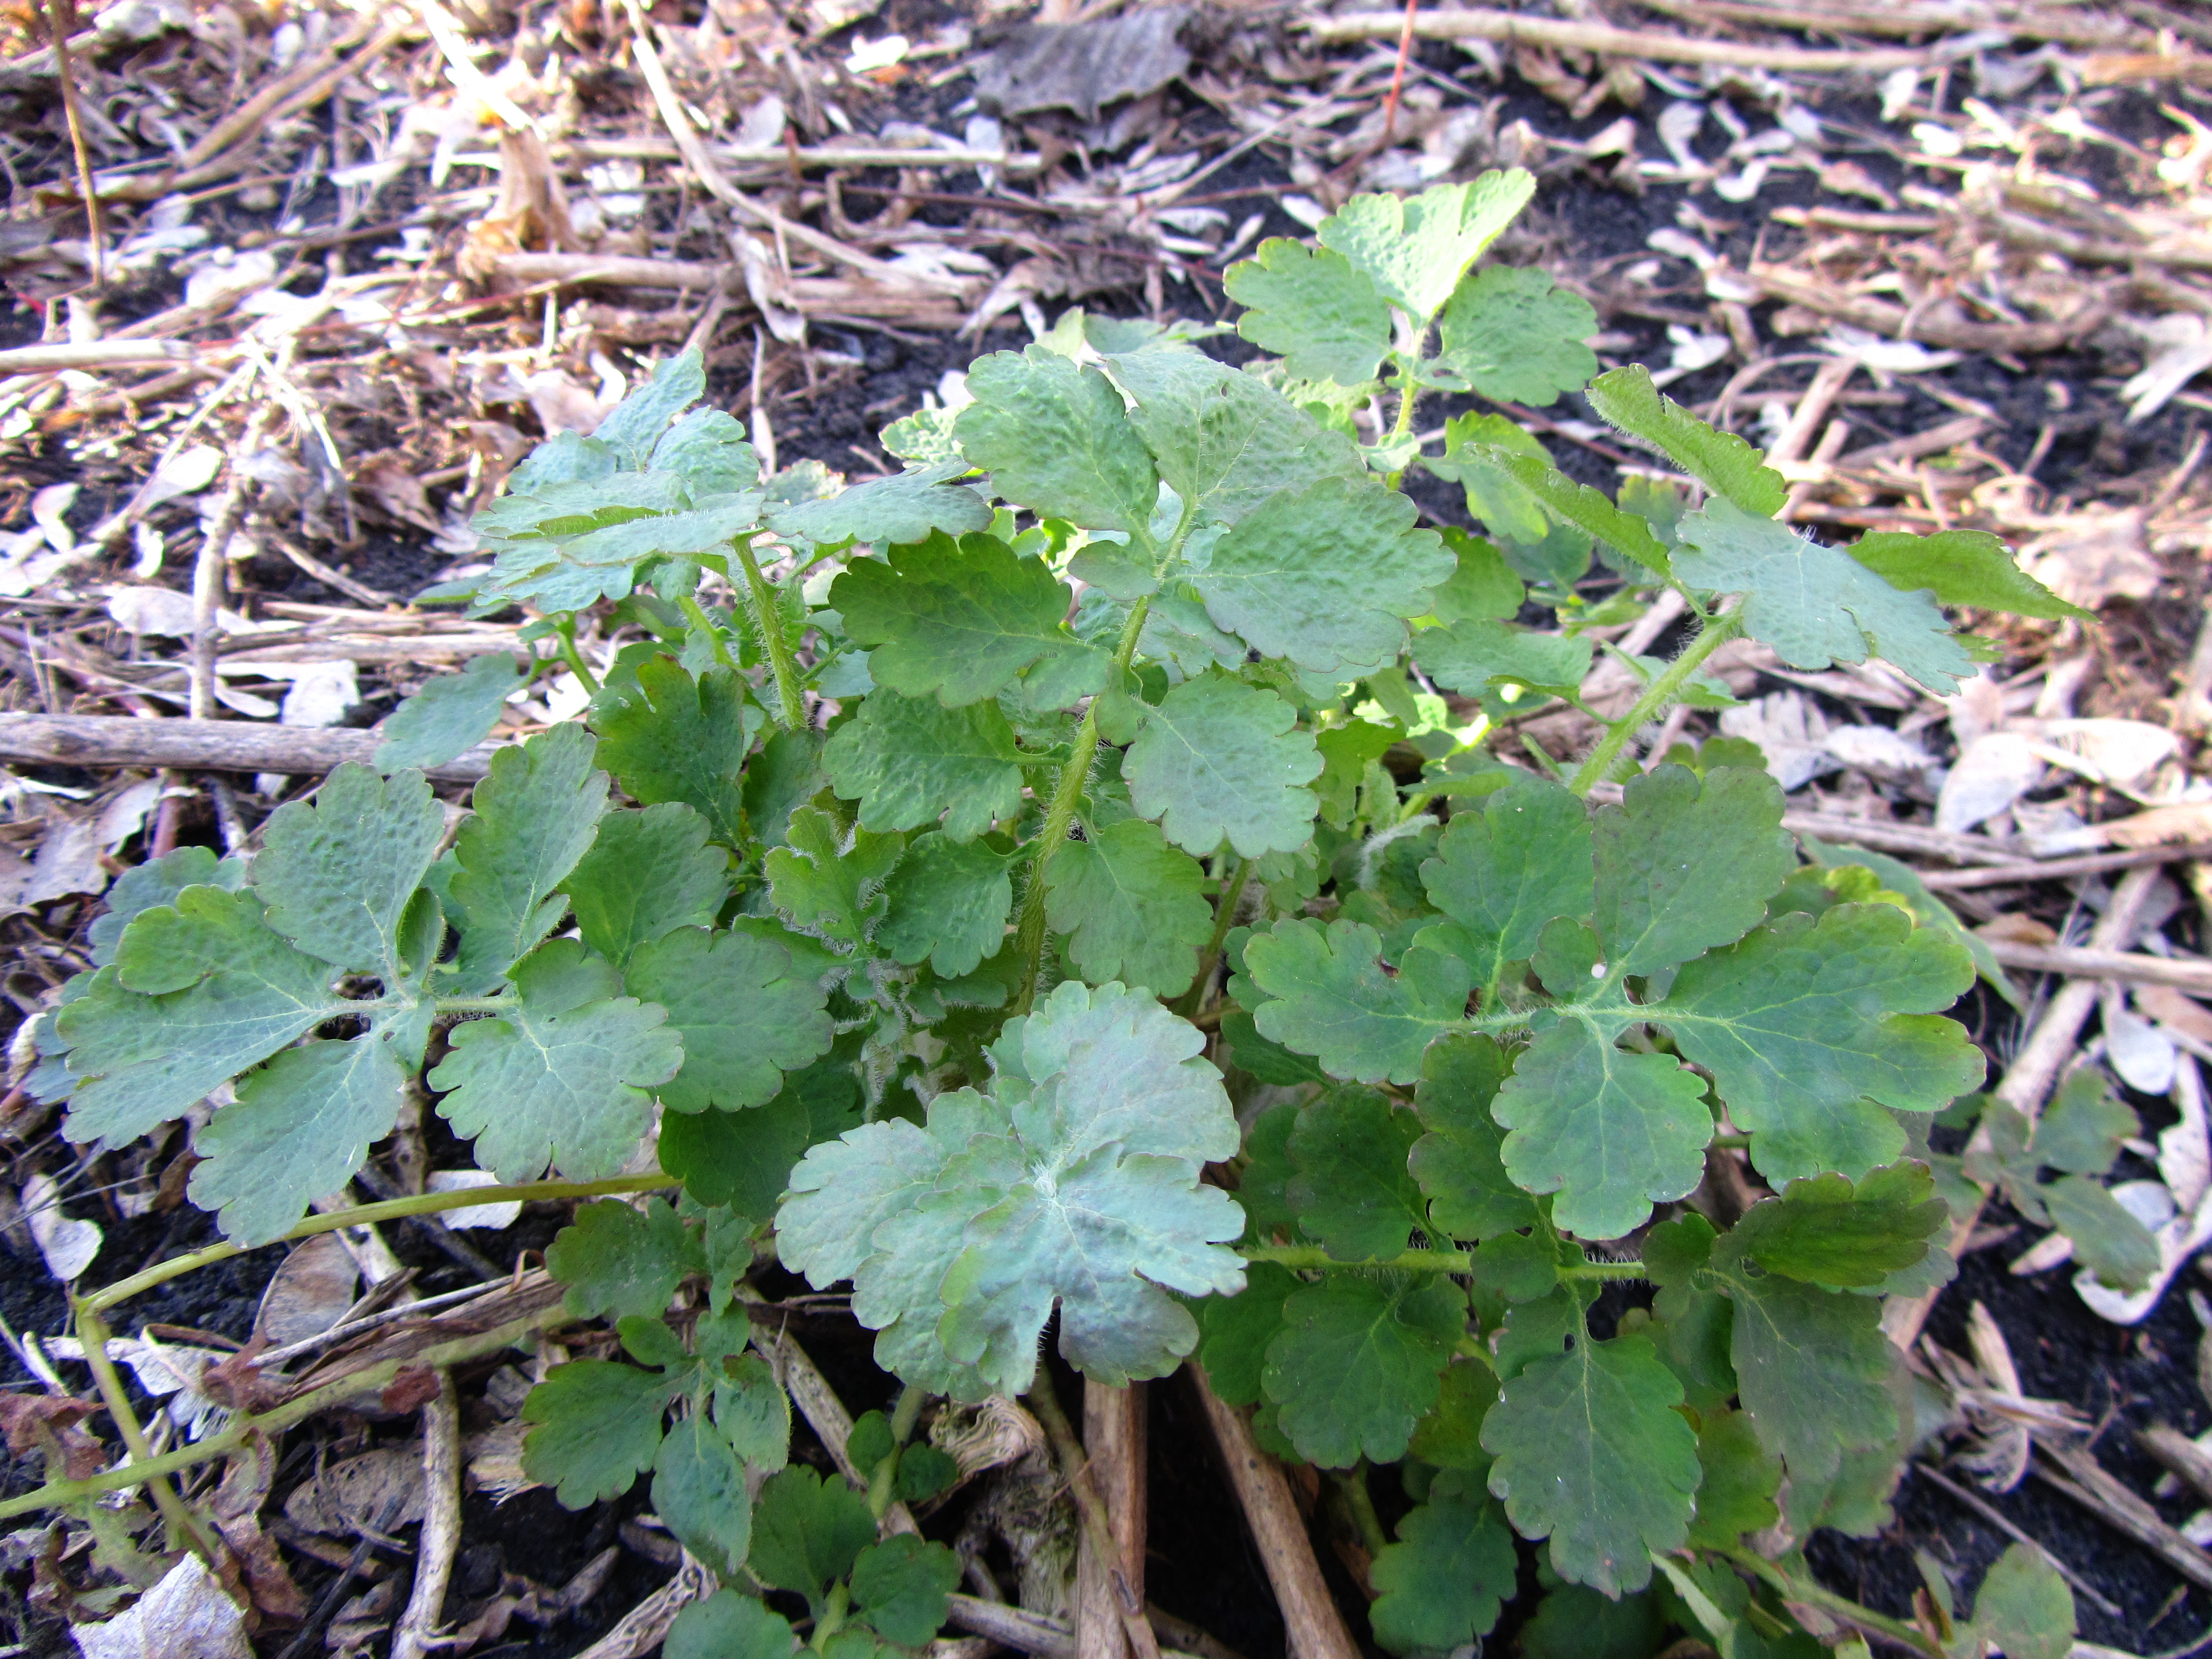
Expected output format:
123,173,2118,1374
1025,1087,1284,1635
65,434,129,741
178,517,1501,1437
563,803,729,970
1286,1088,1430,1261
1724,1164,1949,1290
1594,763,1794,979
1657,904,1982,1182
1370,1474,1518,1656
764,807,904,950
589,657,753,847
1261,1274,1466,1466
1225,240,1392,386
767,458,991,547
88,846,246,967
253,763,444,974
429,940,682,1182
1436,265,1600,406
521,1359,675,1506
592,346,706,466
1493,1020,1712,1242
1413,620,1592,697
547,1196,705,1318
1045,818,1210,996
878,834,1013,977
848,1535,960,1647
374,653,522,772
832,531,1089,708
1848,528,2087,622
824,690,1024,842
1584,366,1788,517
1317,172,1535,323
1194,474,1452,677
654,1414,753,1577
1419,774,1593,989
1412,1033,1541,1242
952,351,1158,534
1246,919,1472,1087
1123,673,1321,858
447,723,608,988
627,927,833,1112
1481,1332,1699,1595
1675,500,1975,694
667,1592,796,1659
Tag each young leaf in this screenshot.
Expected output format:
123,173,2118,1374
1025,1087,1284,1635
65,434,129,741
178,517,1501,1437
429,940,682,1182
1686,1406,1783,1548
1413,619,1592,697
1412,1033,1541,1242
782,982,1244,1396
1656,904,1983,1182
652,406,760,494
2044,1174,2161,1292
521,1359,677,1505
1316,172,1535,323
1224,240,1393,386
253,764,445,974
1583,365,1788,516
1481,1331,1700,1594
2033,1066,2136,1176
58,889,347,1149
848,1535,960,1647
878,833,1014,977
653,1414,754,1576
765,807,904,949
626,928,833,1112
1493,1020,1712,1241
1847,528,2087,622
1435,265,1600,406
667,1591,797,1659
1193,474,1452,677
547,1197,705,1318
823,689,1025,842
589,657,754,847
1123,673,1322,858
1369,1475,1518,1656
375,653,522,772
1285,1089,1431,1261
1245,920,1473,1087
748,1466,878,1605
767,458,991,547
831,530,1092,708
1961,1544,2075,1659
1675,501,1976,694
563,803,729,969
1594,763,1794,979
1045,818,1211,996
1261,1274,1466,1466
447,722,609,988
1418,774,1593,990
1723,1164,1949,1289
951,351,1159,534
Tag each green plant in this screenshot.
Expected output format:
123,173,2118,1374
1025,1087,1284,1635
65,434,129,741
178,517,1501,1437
22,175,2105,1657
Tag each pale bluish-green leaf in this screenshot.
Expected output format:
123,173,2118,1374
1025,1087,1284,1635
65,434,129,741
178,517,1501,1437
592,346,705,466
1261,1274,1466,1466
1246,919,1471,1087
1436,264,1599,406
1224,240,1392,386
1316,173,1535,322
1674,500,1976,694
374,653,522,773
448,723,608,988
563,803,729,969
627,927,833,1112
1419,774,1592,989
878,833,1013,977
187,1032,409,1245
589,657,753,847
1656,904,1982,1182
1045,817,1210,996
654,1415,753,1577
1414,619,1592,696
253,763,444,974
823,689,1024,842
1370,1474,1518,1655
1848,528,2087,622
768,458,991,547
1584,365,1788,516
881,404,960,466
429,940,682,1182
952,350,1158,533
59,888,345,1148
1493,1020,1712,1241
1123,673,1321,858
88,846,246,967
1594,762,1793,979
652,407,759,495
547,1196,705,1318
1481,1332,1699,1595
1412,1033,1540,1242
833,530,1086,708
1194,474,1451,676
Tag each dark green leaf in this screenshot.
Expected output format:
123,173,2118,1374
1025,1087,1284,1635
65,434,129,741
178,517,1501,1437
1369,1473,1518,1654
1413,1033,1540,1242
1725,1164,1949,1289
1286,1089,1429,1261
1583,365,1788,516
953,351,1159,534
1595,763,1793,978
1046,818,1210,996
1261,1274,1465,1466
521,1359,673,1505
653,1414,753,1576
589,657,754,847
823,689,1025,842
1847,529,2087,622
2034,1067,2136,1177
1225,239,1392,385
627,927,833,1112
562,803,729,969
1435,264,1600,406
748,1466,877,1605
848,1535,961,1646
375,654,523,772
1245,919,1472,1087
1419,773,1593,990
446,723,608,988
1686,1406,1782,1548
1124,672,1322,858
547,1197,705,1318
253,763,445,974
879,833,1014,977
666,1592,796,1659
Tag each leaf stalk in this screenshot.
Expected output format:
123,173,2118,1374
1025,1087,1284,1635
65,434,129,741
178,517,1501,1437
733,533,807,729
71,1299,220,1561
1718,1547,1947,1659
1567,607,1739,796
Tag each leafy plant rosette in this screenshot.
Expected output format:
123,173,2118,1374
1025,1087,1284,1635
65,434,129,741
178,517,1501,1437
24,174,2114,1658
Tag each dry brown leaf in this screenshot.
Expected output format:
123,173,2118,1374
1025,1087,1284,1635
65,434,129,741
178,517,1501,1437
1976,914,2059,946
282,1448,426,1539
2103,803,2212,847
253,1232,359,1349
73,1554,251,1659
2017,508,2163,609
2135,984,2212,1047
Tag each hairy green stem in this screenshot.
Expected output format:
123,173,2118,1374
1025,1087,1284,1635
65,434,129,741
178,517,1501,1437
812,1581,851,1650
1011,595,1153,1014
1720,1548,1946,1659
550,615,600,695
733,534,806,729
1241,1244,1646,1281
676,592,740,675
73,1301,218,1560
83,1175,676,1315
0,1306,566,1522
1338,1462,1388,1567
1567,610,1739,796
1178,856,1251,1015
867,1383,927,1521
